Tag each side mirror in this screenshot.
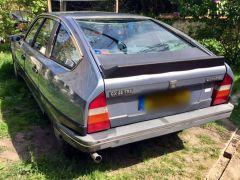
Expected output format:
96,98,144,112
10,34,24,42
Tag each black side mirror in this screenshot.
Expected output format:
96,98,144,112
9,34,24,42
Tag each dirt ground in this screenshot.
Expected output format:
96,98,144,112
0,126,57,163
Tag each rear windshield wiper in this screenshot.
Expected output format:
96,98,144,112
80,26,127,53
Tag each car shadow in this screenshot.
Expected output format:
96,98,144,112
0,60,184,179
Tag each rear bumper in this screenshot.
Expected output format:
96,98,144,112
56,103,234,152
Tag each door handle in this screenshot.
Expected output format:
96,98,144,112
21,54,26,60
32,65,38,74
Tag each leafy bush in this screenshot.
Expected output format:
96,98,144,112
199,39,225,56
0,0,47,41
169,0,224,19
170,0,240,71
0,44,11,52
172,20,206,37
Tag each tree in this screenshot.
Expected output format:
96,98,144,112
170,0,240,70
0,0,47,41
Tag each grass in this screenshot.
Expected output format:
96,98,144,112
197,134,216,145
0,47,239,179
201,121,227,136
0,52,48,138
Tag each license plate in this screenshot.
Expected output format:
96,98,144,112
139,90,190,111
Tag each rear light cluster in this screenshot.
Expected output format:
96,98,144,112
212,74,233,106
87,92,110,134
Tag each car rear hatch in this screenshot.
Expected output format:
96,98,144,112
95,47,227,128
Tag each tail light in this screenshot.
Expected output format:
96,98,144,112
212,74,233,106
87,92,110,133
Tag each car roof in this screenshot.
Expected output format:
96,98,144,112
43,11,150,20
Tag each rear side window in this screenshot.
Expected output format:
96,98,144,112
25,18,43,45
34,18,55,55
51,24,80,68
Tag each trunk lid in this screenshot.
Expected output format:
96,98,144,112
96,48,226,127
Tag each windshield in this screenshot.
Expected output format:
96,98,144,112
77,19,191,55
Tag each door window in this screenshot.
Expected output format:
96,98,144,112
34,18,55,55
51,24,81,69
25,18,44,45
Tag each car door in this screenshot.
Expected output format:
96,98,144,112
16,18,44,73
24,18,57,97
37,22,84,131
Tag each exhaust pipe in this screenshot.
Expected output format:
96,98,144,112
90,152,102,163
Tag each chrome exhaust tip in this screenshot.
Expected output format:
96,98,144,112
90,152,102,163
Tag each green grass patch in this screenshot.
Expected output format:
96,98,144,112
197,134,216,145
0,51,48,137
201,121,227,136
0,120,8,138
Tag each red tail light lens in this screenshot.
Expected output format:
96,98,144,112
87,92,110,134
212,74,233,106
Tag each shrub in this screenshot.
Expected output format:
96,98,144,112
199,39,225,56
0,44,10,52
170,0,240,71
0,0,47,42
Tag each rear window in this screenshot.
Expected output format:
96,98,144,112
77,19,191,55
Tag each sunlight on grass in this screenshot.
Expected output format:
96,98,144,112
0,52,47,137
0,121,8,138
201,121,227,136
197,134,216,145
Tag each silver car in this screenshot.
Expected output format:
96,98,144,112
11,12,234,162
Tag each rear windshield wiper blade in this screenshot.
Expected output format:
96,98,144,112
80,26,127,53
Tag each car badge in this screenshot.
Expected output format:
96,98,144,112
169,80,178,89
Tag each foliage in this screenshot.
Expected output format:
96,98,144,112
0,0,47,41
170,0,217,19
170,0,240,71
66,0,175,17
0,44,10,52
169,0,230,19
199,39,225,56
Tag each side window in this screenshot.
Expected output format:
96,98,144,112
51,24,80,68
34,18,55,55
25,18,43,45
